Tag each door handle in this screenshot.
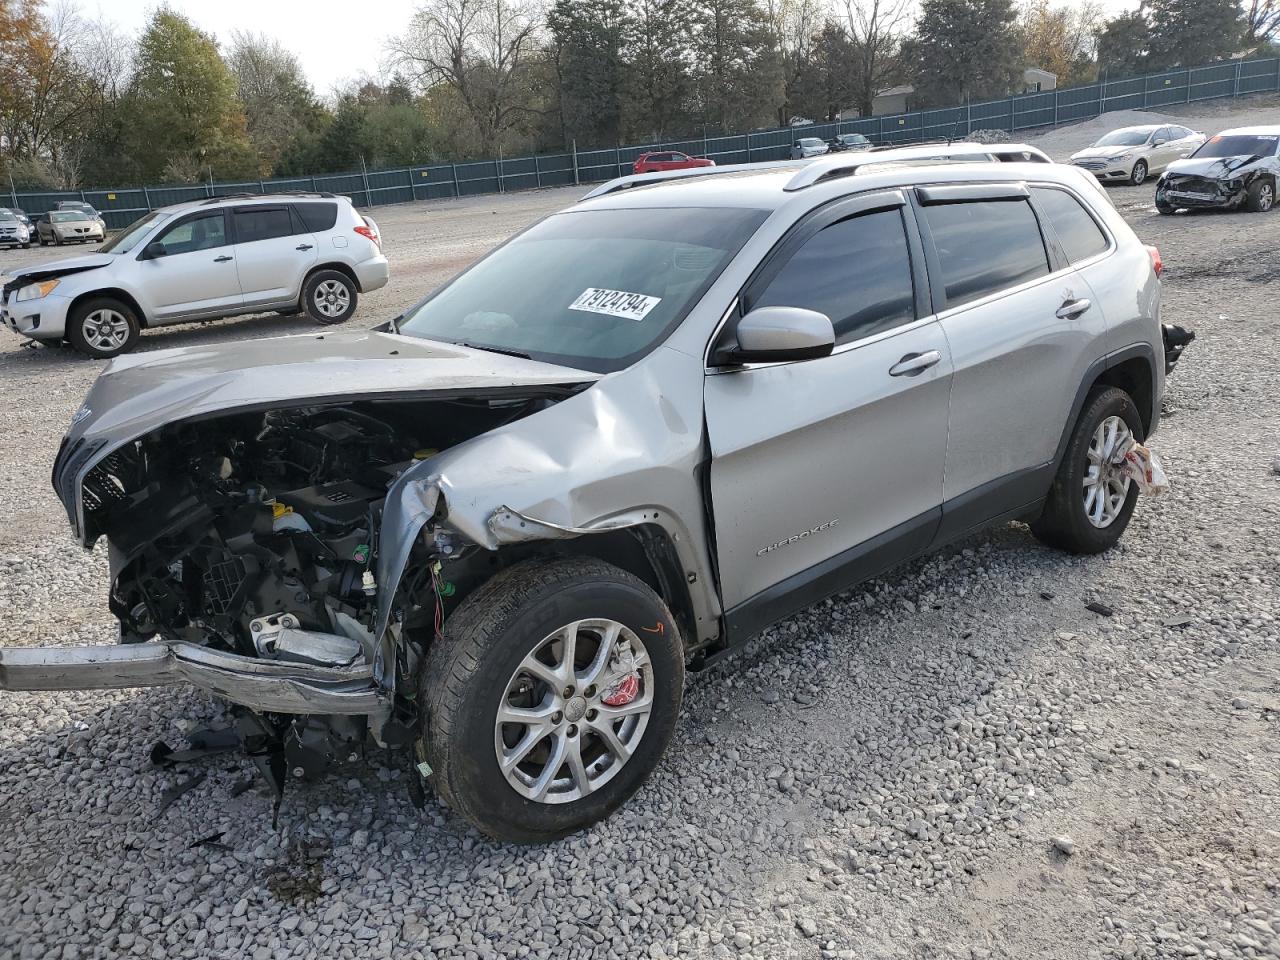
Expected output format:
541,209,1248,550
1056,298,1091,319
213,255,233,262
889,350,942,377
296,244,313,251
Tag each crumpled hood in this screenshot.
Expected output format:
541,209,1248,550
66,330,597,449
2,253,115,292
1163,155,1259,178
1071,145,1142,160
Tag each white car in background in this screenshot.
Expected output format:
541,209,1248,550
2,192,388,359
1069,124,1206,185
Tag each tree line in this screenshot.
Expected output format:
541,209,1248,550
1,0,1275,190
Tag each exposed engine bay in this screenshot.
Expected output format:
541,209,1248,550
96,396,551,661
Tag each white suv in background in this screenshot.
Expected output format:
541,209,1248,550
1,193,389,358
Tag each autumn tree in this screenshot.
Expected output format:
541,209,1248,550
1020,0,1102,87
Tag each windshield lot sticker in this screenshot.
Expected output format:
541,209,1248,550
570,288,661,321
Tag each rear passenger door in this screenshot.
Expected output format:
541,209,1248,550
705,191,953,615
918,184,1107,535
231,205,318,308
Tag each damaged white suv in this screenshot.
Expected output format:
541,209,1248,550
0,151,1183,842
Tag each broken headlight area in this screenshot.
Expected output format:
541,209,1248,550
102,404,423,655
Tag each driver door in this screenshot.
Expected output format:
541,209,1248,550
139,209,243,323
704,191,952,632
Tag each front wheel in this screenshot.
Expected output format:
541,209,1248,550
66,297,141,359
302,270,358,325
420,558,684,843
1155,196,1176,215
1031,386,1143,554
1245,178,1275,212
1129,160,1148,186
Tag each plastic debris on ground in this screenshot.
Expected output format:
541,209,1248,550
1116,438,1170,495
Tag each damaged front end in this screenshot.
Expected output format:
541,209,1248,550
3,331,595,792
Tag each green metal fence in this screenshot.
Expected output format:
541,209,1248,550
9,56,1279,231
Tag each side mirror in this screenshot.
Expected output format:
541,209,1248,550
712,306,835,366
1153,138,1167,146
143,241,166,259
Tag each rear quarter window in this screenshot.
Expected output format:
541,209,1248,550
1032,187,1109,264
922,199,1050,308
293,202,338,232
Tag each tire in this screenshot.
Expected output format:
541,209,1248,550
1245,178,1275,212
420,557,684,843
1155,198,1176,215
66,296,141,359
21,242,29,249
53,234,62,246
1129,160,1148,186
1031,386,1144,555
302,269,357,325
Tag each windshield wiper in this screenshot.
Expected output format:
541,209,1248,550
457,341,532,360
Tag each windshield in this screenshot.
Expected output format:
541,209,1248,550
50,211,85,222
396,206,768,373
799,138,822,146
0,213,16,222
1191,134,1279,159
101,210,167,253
840,135,869,144
1094,129,1152,147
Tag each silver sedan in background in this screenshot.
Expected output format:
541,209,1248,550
36,210,105,245
1070,124,1206,185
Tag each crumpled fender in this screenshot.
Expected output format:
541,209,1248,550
373,346,722,666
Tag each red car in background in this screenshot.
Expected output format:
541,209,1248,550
632,151,716,174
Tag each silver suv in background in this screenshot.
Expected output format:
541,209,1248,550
2,150,1179,844
2,192,388,358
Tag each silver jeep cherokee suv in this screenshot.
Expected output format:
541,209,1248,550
1,151,1174,843
2,192,388,358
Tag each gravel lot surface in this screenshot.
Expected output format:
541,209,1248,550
2,98,1278,960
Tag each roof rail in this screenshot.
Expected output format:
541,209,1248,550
199,190,336,206
782,142,1045,191
580,160,802,200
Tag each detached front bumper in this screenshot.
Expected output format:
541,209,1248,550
0,641,388,716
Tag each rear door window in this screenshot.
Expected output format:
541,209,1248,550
921,199,1050,308
1032,187,1108,264
292,202,338,233
753,207,916,346
233,206,295,243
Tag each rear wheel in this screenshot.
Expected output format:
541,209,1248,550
302,270,357,325
66,297,141,359
1129,160,1148,186
1245,178,1275,212
420,557,684,843
1031,386,1143,554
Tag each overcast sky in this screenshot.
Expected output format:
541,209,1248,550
66,0,1140,95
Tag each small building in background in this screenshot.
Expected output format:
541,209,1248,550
1023,67,1058,92
871,85,914,116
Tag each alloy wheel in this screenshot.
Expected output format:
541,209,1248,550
494,618,654,804
81,309,130,353
312,279,351,318
1082,414,1132,528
